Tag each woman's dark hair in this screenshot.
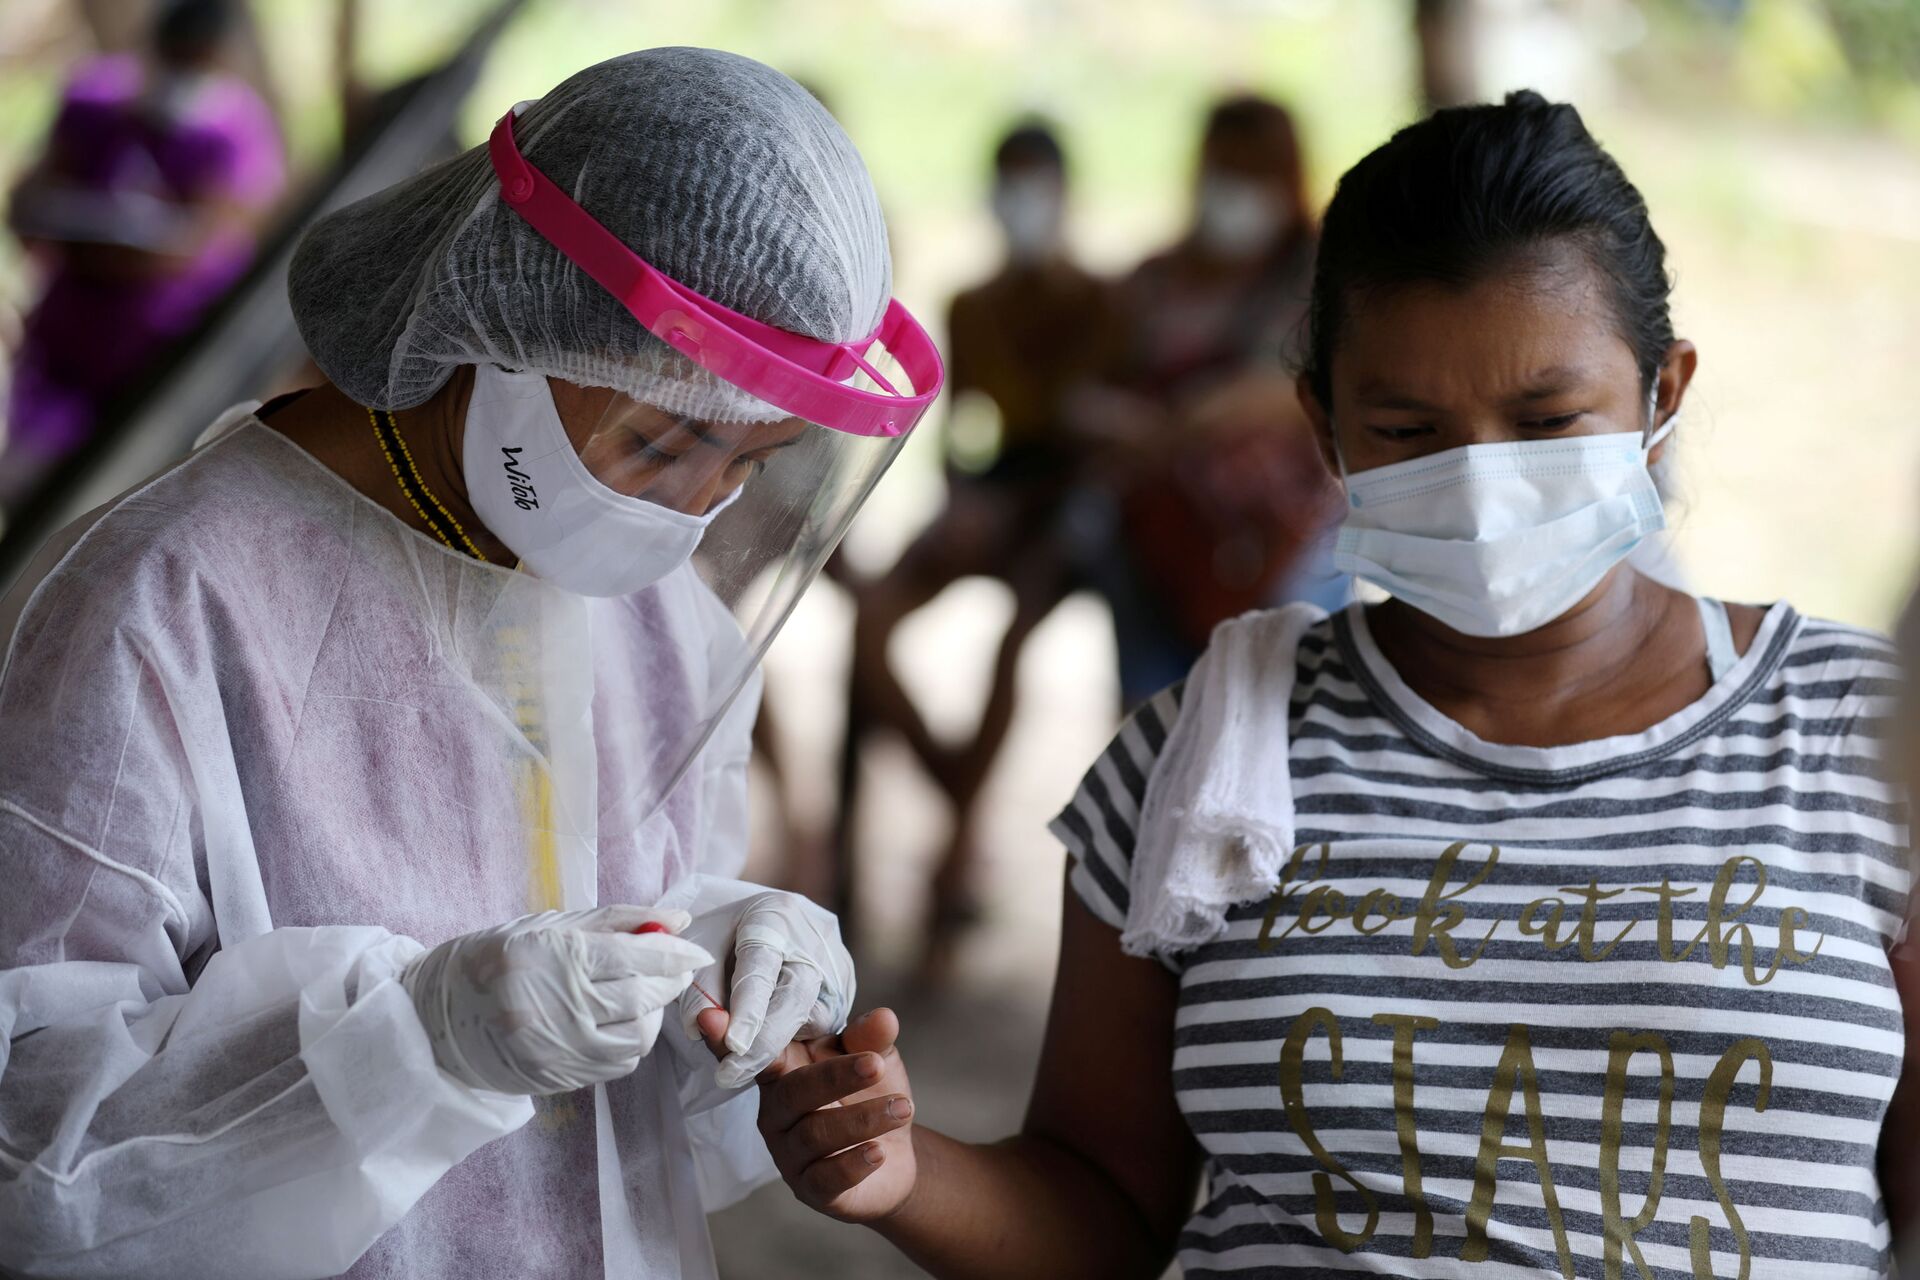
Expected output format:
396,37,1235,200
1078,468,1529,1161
1203,95,1303,179
1302,90,1673,406
994,120,1066,176
155,0,237,65
1199,94,1310,231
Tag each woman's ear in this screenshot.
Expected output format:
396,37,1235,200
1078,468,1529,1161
1649,339,1699,465
1297,374,1339,477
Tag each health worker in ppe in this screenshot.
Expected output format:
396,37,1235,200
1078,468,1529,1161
0,47,941,1280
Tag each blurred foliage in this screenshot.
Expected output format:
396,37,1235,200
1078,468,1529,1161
249,0,493,171
460,0,1417,244
7,0,1915,254
1820,0,1920,83
1645,0,1920,138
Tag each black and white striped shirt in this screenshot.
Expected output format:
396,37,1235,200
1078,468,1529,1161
1053,601,1907,1279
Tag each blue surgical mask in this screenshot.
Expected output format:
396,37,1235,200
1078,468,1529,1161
1330,401,1673,638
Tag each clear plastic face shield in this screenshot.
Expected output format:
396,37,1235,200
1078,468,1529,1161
484,111,943,821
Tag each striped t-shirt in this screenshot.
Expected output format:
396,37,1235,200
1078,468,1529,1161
1053,600,1908,1279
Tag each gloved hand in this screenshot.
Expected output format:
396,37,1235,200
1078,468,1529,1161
678,890,855,1089
401,904,713,1096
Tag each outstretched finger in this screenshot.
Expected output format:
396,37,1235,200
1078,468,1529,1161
696,1007,730,1060
841,1007,900,1059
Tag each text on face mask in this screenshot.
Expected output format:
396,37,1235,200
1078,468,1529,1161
501,446,540,510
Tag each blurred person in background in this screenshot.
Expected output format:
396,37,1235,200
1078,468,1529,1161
740,91,1911,1278
1081,92,1347,711
848,120,1118,970
2,0,285,513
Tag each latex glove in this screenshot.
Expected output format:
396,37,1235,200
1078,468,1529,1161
401,904,713,1096
679,891,855,1089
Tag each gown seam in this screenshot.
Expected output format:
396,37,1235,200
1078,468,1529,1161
0,798,190,932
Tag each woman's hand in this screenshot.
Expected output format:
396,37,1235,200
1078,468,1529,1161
692,889,1199,1280
698,1006,917,1222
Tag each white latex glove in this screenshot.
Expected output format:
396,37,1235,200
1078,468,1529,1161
678,890,855,1089
401,904,713,1096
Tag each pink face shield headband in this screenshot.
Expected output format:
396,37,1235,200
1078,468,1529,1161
487,111,942,437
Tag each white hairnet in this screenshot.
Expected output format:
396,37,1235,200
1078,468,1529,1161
290,47,892,423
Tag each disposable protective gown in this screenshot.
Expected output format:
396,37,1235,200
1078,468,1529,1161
0,418,773,1279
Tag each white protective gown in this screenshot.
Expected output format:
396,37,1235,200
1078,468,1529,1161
0,417,775,1279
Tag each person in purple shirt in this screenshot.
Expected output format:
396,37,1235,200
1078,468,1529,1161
3,0,285,509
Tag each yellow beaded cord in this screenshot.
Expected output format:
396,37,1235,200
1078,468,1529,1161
368,407,490,563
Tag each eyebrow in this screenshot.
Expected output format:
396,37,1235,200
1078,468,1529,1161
666,416,722,446
1504,367,1592,404
1352,366,1596,412
658,417,806,455
1352,387,1446,412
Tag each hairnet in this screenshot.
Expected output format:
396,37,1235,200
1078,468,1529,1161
289,47,892,423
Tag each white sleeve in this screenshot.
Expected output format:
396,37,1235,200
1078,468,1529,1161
0,816,530,1280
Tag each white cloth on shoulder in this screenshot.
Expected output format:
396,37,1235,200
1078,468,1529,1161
1125,603,1326,960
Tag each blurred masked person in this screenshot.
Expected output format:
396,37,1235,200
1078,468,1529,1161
3,0,286,509
849,121,1118,957
1088,94,1346,708
0,47,941,1280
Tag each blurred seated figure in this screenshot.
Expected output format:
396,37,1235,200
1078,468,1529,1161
848,120,1118,967
3,0,285,511
1083,93,1348,709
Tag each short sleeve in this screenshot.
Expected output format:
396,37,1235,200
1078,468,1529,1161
1050,682,1185,933
212,86,288,206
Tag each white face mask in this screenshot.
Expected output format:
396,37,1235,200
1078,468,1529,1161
1331,406,1673,638
1196,173,1286,259
145,70,211,123
991,175,1063,262
462,364,733,597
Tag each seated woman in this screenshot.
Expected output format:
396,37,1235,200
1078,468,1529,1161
1089,93,1348,711
4,0,286,509
728,91,1911,1277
